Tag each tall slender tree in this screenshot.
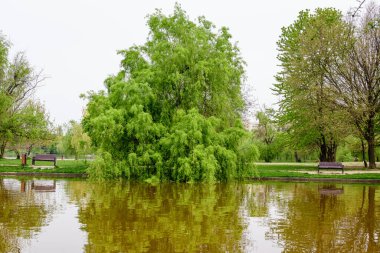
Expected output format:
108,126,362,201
274,8,351,162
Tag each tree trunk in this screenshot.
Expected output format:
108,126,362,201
27,144,33,156
366,116,376,169
327,141,337,162
367,138,376,169
319,142,327,162
294,151,301,163
319,137,337,162
14,149,20,160
361,140,368,168
367,187,376,251
0,141,6,159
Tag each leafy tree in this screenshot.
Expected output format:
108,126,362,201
254,107,279,162
8,100,53,158
0,34,47,158
274,8,351,162
83,5,257,181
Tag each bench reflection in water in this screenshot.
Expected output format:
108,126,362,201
318,184,344,195
20,180,56,192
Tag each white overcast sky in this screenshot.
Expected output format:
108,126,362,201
0,0,361,125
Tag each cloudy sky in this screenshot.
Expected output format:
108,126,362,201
0,0,361,125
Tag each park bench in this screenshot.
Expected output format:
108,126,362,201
32,154,57,167
317,162,344,174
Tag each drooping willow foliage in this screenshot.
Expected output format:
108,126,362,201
82,5,258,182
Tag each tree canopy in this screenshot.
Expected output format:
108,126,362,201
115,5,245,126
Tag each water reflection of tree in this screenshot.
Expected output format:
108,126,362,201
0,179,48,253
266,184,380,252
71,182,246,253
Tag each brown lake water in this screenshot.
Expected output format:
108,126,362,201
0,178,380,252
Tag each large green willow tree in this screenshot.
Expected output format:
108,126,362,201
82,5,258,182
274,8,351,162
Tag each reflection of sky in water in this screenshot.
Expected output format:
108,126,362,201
15,181,87,252
241,184,286,252
243,215,283,252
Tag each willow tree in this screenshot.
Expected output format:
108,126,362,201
83,5,258,181
274,8,351,162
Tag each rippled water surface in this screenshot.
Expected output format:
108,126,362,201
1,178,380,252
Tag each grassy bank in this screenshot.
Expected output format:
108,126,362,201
254,163,380,180
0,158,88,174
1,158,380,181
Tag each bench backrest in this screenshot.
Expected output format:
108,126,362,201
34,154,56,160
319,162,342,166
318,162,344,169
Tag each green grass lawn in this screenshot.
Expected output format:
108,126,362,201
254,163,380,180
0,158,89,174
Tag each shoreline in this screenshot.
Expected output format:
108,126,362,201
252,177,380,184
0,172,87,178
1,171,380,183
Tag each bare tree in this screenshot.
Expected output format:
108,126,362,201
4,52,45,112
325,3,380,168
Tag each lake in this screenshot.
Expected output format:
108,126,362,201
0,178,379,252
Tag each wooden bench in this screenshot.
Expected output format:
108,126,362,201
318,162,344,174
32,154,57,167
